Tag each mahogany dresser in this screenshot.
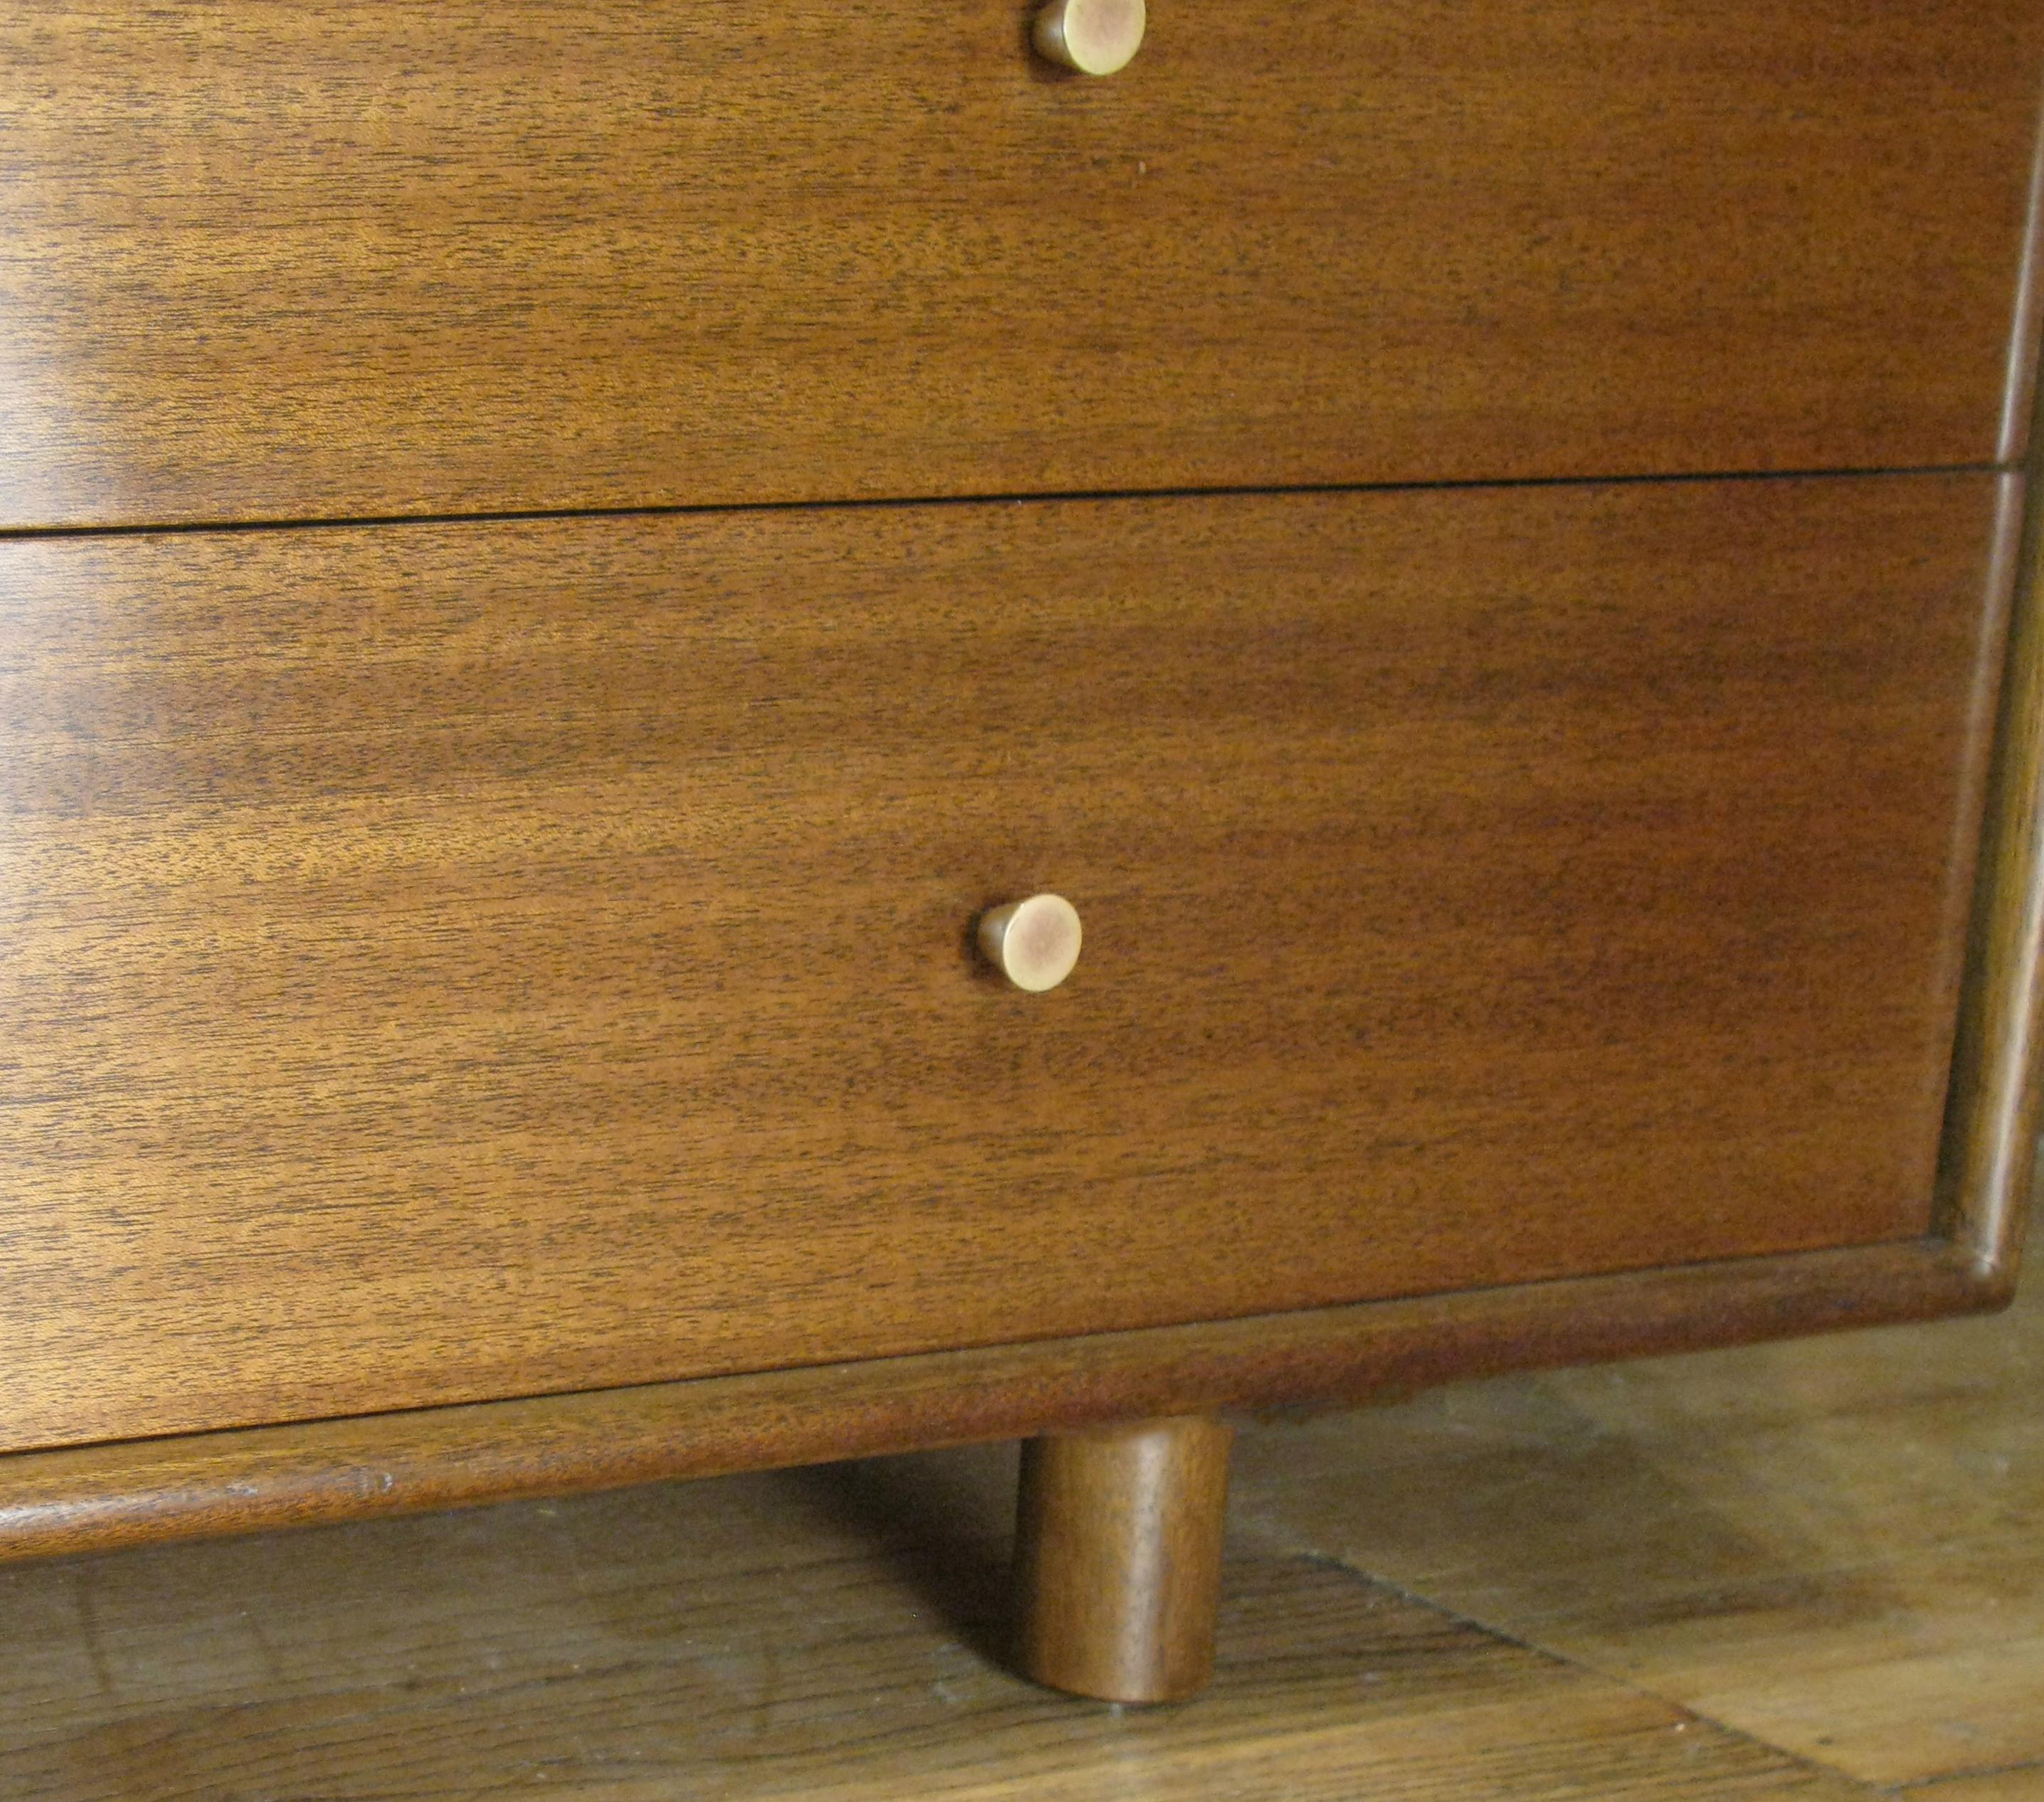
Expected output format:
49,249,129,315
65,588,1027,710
3,0,2041,1704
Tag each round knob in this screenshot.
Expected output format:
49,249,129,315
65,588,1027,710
978,894,1084,993
1033,0,1146,75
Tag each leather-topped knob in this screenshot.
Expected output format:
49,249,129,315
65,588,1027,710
978,894,1084,993
1033,0,1147,75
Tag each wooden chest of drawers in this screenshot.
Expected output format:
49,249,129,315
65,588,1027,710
1,0,2040,1705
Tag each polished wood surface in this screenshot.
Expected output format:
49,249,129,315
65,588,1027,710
1,1280,2036,1800
4,1,2040,529
0,475,2007,1451
1014,1416,1233,1701
0,1240,1998,1564
1942,469,2044,1281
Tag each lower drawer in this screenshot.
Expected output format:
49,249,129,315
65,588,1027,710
0,473,2010,1450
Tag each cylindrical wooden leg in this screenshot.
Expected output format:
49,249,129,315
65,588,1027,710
1012,1414,1233,1703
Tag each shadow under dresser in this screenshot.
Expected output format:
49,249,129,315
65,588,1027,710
1,0,2040,1704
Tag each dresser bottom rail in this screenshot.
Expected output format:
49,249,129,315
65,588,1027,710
0,1237,2003,1567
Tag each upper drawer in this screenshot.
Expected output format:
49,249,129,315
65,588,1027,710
4,1,2040,529
0,472,2008,1450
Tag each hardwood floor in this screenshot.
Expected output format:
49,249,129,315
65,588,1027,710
1233,1254,2044,1789
2,1273,2038,1799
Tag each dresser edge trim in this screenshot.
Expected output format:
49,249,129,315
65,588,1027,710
0,1234,2006,1564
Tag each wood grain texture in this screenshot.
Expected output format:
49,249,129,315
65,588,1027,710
1,1237,2038,1799
1995,91,2044,467
0,1239,1997,1565
1232,1219,2044,1789
0,475,2008,1451
0,1449,1882,1802
1014,1416,1234,1701
3,0,2041,529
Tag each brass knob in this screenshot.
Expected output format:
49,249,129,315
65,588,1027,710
978,894,1084,993
1033,0,1147,75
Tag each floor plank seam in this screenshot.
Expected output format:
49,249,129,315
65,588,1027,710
1283,1549,1888,1794
1895,1755,2044,1791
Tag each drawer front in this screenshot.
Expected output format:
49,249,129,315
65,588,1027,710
0,475,2008,1450
4,2,2039,529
